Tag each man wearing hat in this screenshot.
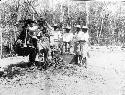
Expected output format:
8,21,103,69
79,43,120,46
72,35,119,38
36,20,51,63
72,25,89,67
15,19,38,66
77,25,89,68
73,25,81,64
62,26,73,53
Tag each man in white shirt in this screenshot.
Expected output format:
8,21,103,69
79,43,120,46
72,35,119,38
79,26,89,68
63,26,73,53
73,25,81,65
74,25,89,68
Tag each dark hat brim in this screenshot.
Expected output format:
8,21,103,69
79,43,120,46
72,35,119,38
65,28,71,31
25,19,36,24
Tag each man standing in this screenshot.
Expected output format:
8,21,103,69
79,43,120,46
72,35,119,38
72,25,89,67
78,25,89,68
62,26,73,54
73,25,81,65
49,24,61,58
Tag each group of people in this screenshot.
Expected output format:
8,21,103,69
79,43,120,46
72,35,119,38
43,23,90,67
14,18,90,68
60,24,90,67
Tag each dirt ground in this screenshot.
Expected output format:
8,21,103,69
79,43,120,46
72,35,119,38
0,46,125,95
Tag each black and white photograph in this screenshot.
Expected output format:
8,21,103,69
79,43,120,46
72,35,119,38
0,0,125,95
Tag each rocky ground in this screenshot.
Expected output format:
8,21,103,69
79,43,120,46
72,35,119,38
0,46,125,95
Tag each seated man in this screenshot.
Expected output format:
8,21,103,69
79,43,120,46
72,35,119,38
14,19,38,66
37,29,50,63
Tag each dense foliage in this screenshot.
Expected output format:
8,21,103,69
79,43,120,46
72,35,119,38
0,0,125,56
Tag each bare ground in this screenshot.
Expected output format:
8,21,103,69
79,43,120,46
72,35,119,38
0,46,125,95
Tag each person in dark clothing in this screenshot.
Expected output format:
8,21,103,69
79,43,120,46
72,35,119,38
14,19,38,66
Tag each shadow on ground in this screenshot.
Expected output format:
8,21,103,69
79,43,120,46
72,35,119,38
0,54,80,79
0,61,49,79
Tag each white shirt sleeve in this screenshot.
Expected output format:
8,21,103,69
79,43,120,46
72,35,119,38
77,31,85,41
70,33,74,41
84,32,89,42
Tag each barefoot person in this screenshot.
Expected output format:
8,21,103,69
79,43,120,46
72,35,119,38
73,25,81,65
78,25,89,67
73,25,89,67
63,26,73,54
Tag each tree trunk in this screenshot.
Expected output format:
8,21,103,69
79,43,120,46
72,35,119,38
86,1,89,26
0,29,2,59
96,30,99,44
98,18,103,45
